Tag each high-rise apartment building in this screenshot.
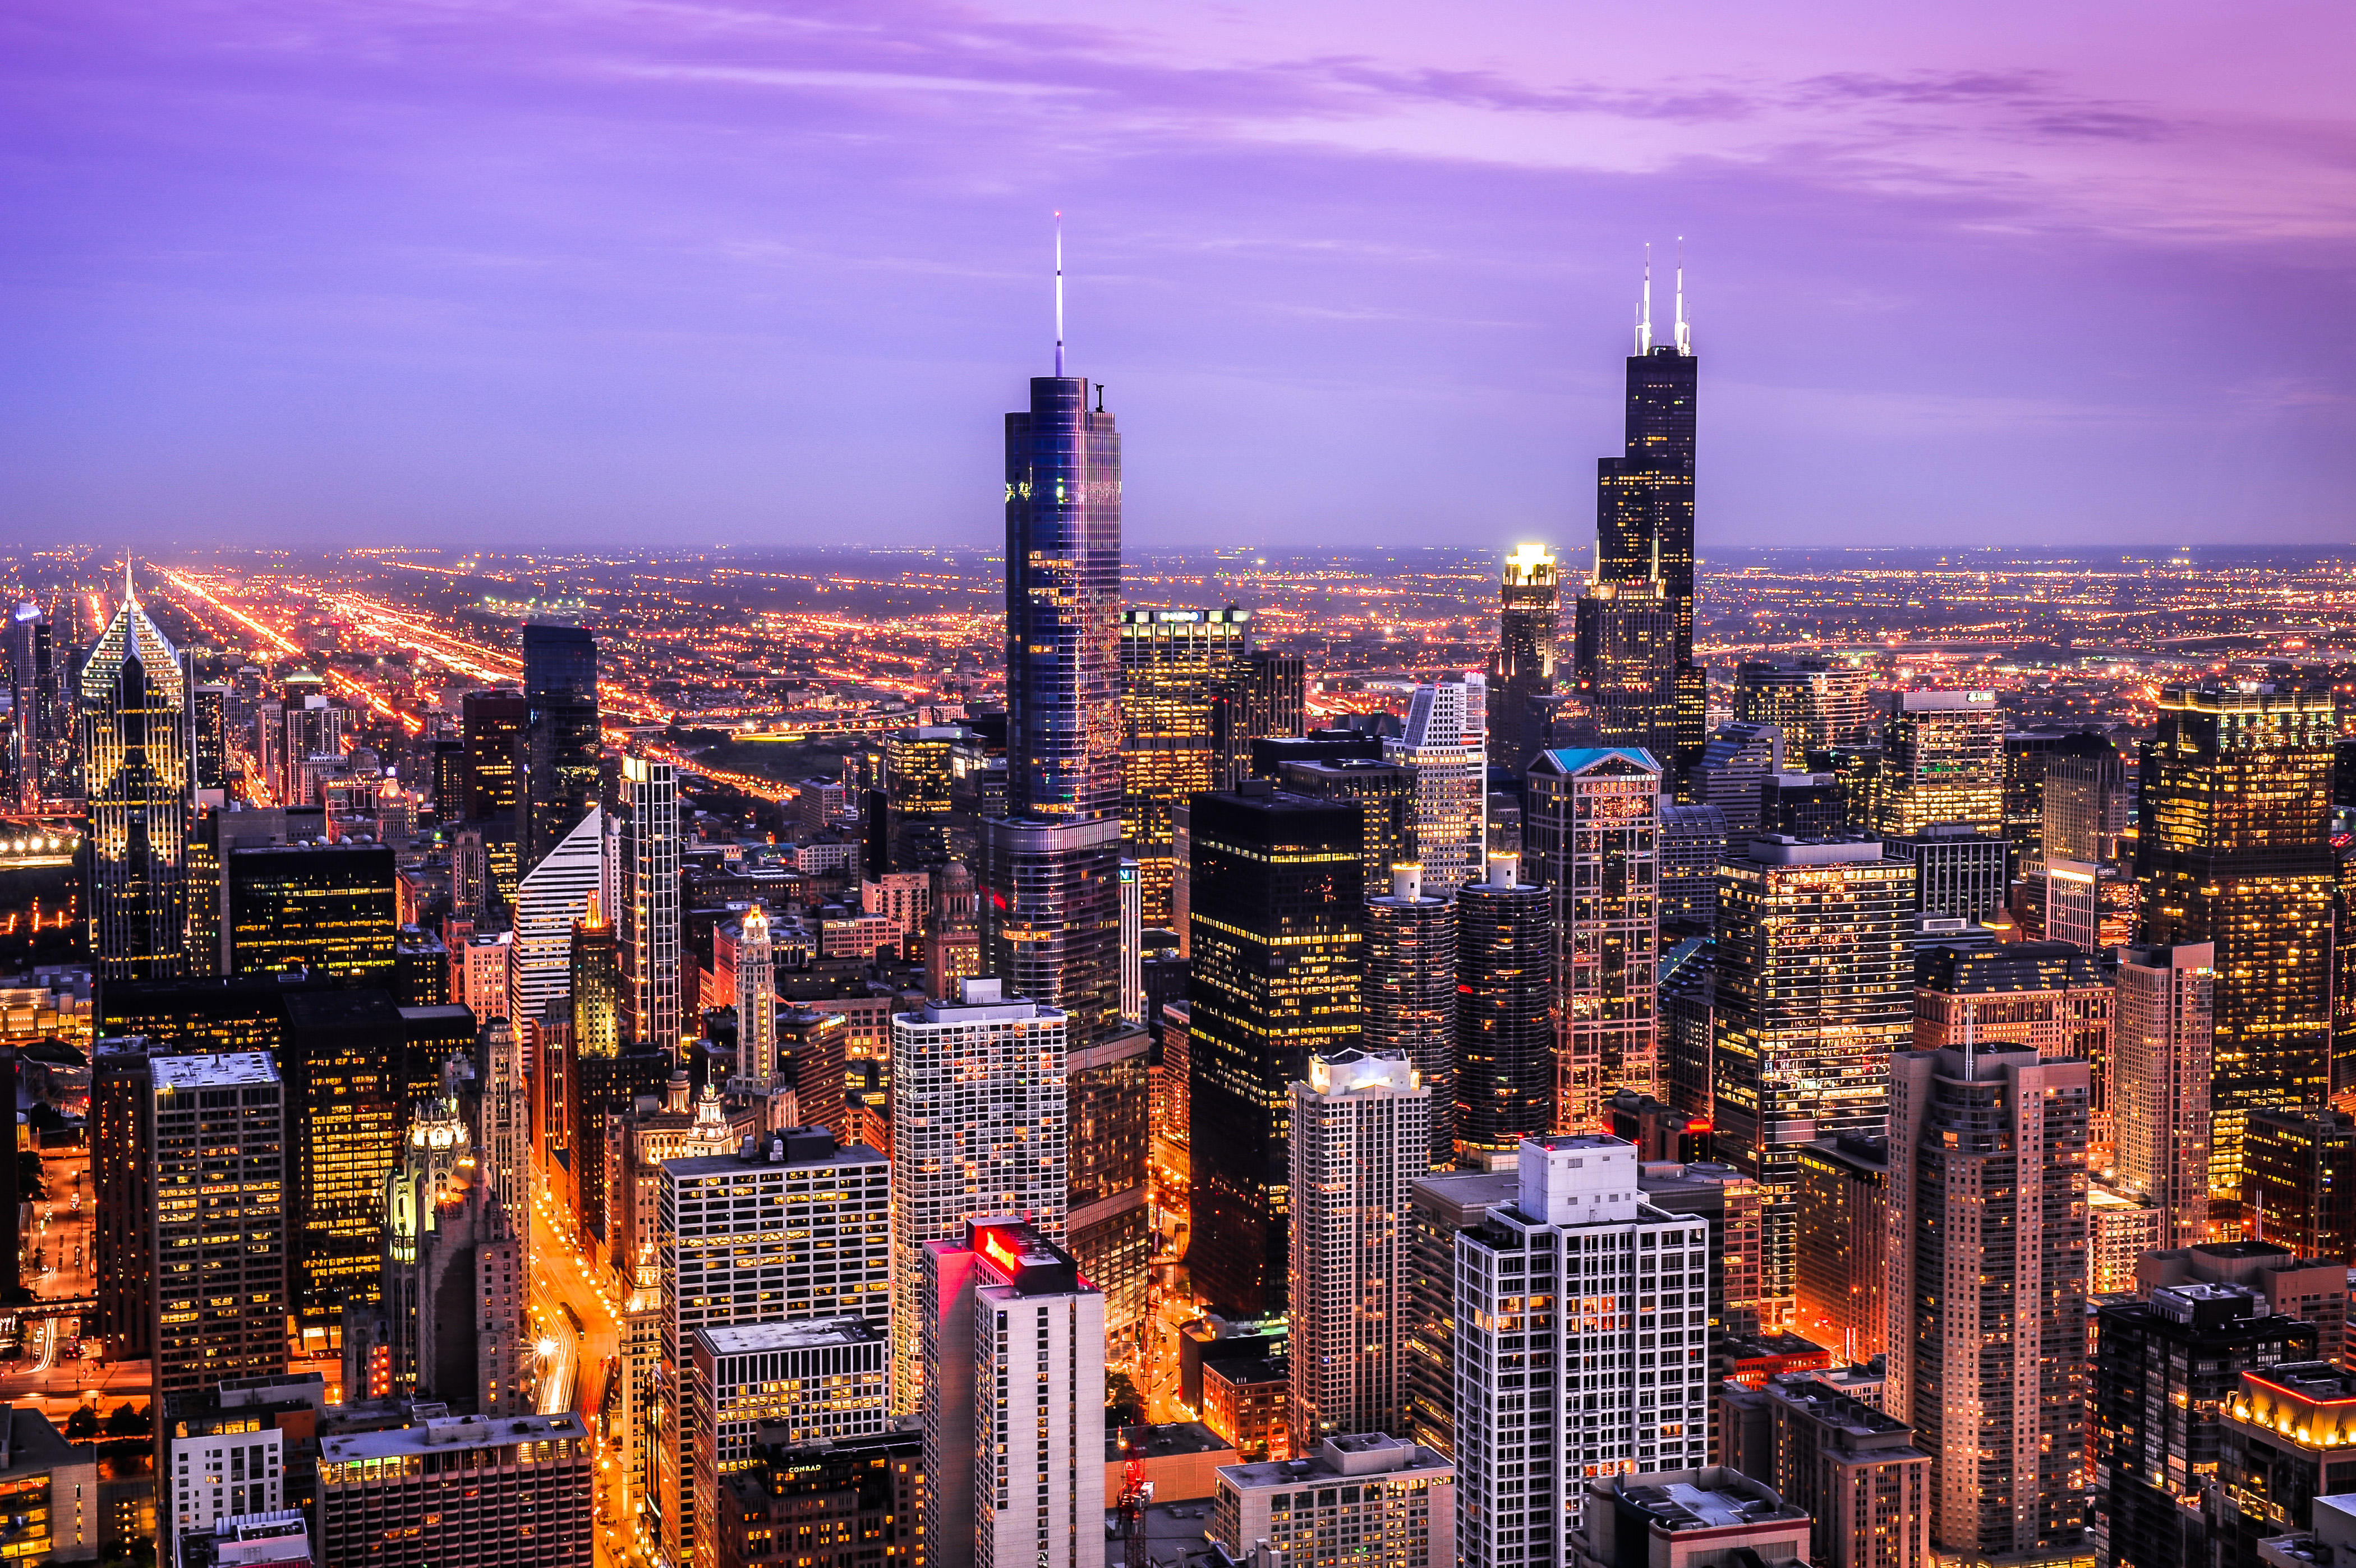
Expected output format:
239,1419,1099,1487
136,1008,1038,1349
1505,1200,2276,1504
2137,679,2336,1221
522,623,600,872
981,813,1122,1049
889,978,1070,1411
1690,723,1784,837
1364,865,1457,1166
619,755,683,1051
1595,266,1702,769
143,1054,288,1399
655,1130,890,1564
1888,1044,2091,1562
1386,678,1488,896
1289,1049,1430,1447
1118,606,1250,925
1453,854,1556,1158
83,568,190,982
2114,941,2215,1248
1889,825,2009,923
1876,691,2003,838
1214,1433,1457,1568
1490,542,1562,771
2213,1362,2356,1568
1714,837,1913,1329
1571,577,1679,770
1526,748,1662,1130
920,1220,1106,1568
1911,941,2112,1060
1455,1134,1714,1566
1404,1167,1517,1457
1729,1377,1931,1568
1187,786,1364,1318
6,598,77,810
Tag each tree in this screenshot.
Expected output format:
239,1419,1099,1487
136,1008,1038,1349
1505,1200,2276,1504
1106,1371,1145,1429
65,1406,97,1442
103,1402,148,1439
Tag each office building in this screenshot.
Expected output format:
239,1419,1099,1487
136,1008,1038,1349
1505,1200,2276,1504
1793,1134,1886,1365
2135,1241,2350,1367
1876,691,2003,838
1289,1049,1430,1447
1490,542,1562,771
1714,837,1913,1326
1761,772,1846,839
2096,1282,2313,1568
1572,577,1680,770
656,1129,891,1564
1657,800,1727,929
734,903,778,1089
317,1413,592,1568
1453,854,1556,1158
522,623,600,871
1068,1024,1149,1353
167,1423,286,1557
1526,748,1663,1129
1595,263,1703,770
1278,757,1417,893
83,567,190,982
280,989,403,1330
1386,677,1488,896
1888,1045,2091,1561
1118,606,1250,925
2137,680,2336,1224
0,1407,95,1564
2112,941,2216,1248
223,842,397,982
2214,1363,2356,1568
981,815,1122,1050
1187,786,1364,1318
1689,724,1783,837
461,689,527,826
1211,650,1308,792
1119,858,1142,1024
7,599,77,810
919,1220,1106,1568
1734,662,1842,754
689,1318,889,1567
710,1427,922,1568
136,1054,289,1399
1911,940,2111,1060
379,1093,525,1415
1364,865,1457,1166
1455,1135,1714,1564
1213,1433,1455,1568
1404,1168,1516,1457
889,978,1070,1411
620,755,683,1051
480,1014,530,1222
2241,1109,2356,1264
1889,825,2009,923
507,804,603,1047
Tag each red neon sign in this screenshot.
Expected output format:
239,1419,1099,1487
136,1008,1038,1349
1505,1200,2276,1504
979,1231,1023,1276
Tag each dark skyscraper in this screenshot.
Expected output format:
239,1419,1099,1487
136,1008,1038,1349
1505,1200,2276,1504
1453,853,1556,1157
1186,784,1364,1318
523,624,600,872
462,690,528,823
1489,544,1560,771
1594,256,1701,768
1211,650,1308,791
1364,864,1457,1166
1571,578,1679,766
83,568,191,985
224,842,398,984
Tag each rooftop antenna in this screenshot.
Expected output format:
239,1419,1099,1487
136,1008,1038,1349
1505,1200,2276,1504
123,557,136,609
1673,236,1691,356
1636,243,1653,356
1054,211,1065,378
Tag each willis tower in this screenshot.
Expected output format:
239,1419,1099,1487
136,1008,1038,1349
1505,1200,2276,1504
979,222,1123,1046
1593,249,1701,771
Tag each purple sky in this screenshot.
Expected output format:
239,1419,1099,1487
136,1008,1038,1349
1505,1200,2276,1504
5,1,2353,554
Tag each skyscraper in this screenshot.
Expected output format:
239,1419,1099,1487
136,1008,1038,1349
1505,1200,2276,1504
1453,853,1556,1159
1888,1044,2091,1562
619,755,683,1052
888,978,1071,1413
143,1053,288,1399
1068,1022,1149,1357
2136,679,2335,1225
461,689,528,825
734,903,776,1082
1490,542,1561,771
1385,677,1487,897
1209,649,1308,790
522,623,600,873
83,567,190,983
224,842,398,983
1875,691,2004,838
1289,1049,1429,1447
507,804,602,1050
7,599,76,810
1186,784,1364,1317
1595,255,1701,769
1364,864,1457,1167
380,1093,526,1415
1571,578,1679,769
1118,606,1250,925
1525,748,1663,1132
1714,837,1914,1329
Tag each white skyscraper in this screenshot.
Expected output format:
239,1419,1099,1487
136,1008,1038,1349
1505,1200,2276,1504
2113,941,2215,1249
1290,1048,1430,1446
480,1017,531,1224
922,1220,1105,1568
1455,1134,1711,1568
889,978,1070,1413
735,904,777,1079
1387,675,1488,897
507,803,603,1042
619,755,683,1052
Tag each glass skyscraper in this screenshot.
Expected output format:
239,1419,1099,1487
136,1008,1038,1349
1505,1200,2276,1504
82,568,191,985
523,623,599,873
1595,300,1701,769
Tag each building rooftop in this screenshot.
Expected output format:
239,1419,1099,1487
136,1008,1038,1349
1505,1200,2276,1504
151,1052,277,1091
660,1137,887,1181
1614,1472,1809,1532
1218,1433,1451,1490
1203,1354,1287,1388
320,1411,588,1465
697,1317,881,1359
1107,1422,1235,1464
970,1220,1092,1298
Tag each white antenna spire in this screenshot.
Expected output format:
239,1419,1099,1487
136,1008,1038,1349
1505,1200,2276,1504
1636,243,1653,356
123,558,136,609
1673,235,1690,356
1053,211,1065,378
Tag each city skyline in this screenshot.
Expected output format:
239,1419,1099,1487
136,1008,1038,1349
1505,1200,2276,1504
5,3,2353,551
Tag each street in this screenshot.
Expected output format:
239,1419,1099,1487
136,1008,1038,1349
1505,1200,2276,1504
528,1188,640,1568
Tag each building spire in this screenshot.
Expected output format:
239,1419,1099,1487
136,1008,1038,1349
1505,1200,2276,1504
1635,243,1653,356
1053,211,1065,378
122,557,137,610
1673,236,1690,356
